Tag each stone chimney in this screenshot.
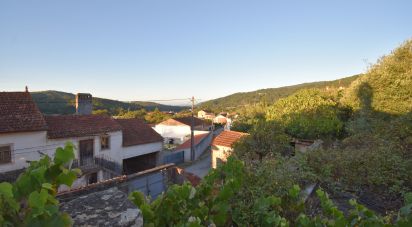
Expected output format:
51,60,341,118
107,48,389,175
75,93,92,115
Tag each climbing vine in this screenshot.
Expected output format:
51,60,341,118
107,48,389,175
0,142,80,226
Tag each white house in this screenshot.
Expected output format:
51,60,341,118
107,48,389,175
213,115,233,130
114,119,163,174
44,114,124,188
0,91,164,190
197,110,215,120
211,130,247,169
153,117,211,145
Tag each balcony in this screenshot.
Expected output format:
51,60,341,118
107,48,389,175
71,155,122,175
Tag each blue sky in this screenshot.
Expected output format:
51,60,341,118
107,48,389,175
0,0,411,105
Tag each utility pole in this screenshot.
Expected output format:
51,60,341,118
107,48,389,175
190,96,195,161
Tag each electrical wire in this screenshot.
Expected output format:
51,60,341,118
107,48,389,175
2,98,199,104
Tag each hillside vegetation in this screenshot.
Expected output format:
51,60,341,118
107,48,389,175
266,89,347,139
342,40,412,114
199,74,360,112
229,39,412,216
31,90,185,115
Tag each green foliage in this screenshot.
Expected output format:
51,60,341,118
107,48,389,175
342,40,412,115
231,102,267,133
266,89,346,139
31,90,186,115
116,108,147,120
144,108,172,124
130,157,412,226
92,109,110,116
200,75,359,113
231,152,317,225
0,143,79,226
234,120,290,161
129,157,245,226
307,145,409,196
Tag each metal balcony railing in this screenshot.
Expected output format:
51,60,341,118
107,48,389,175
71,155,122,175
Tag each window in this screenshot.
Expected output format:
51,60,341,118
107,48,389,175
168,138,174,145
100,135,110,150
0,145,12,164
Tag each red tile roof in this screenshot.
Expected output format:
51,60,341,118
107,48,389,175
45,115,122,139
212,131,248,148
184,171,201,186
173,117,205,127
115,119,163,146
175,132,210,150
157,118,186,126
0,92,47,133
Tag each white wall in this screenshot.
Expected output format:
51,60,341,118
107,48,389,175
194,130,209,135
1,129,163,190
122,142,163,164
45,131,123,189
46,131,124,165
0,131,48,172
153,125,191,144
198,111,206,118
211,145,233,169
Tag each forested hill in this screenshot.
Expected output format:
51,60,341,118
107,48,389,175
31,90,186,115
199,74,360,112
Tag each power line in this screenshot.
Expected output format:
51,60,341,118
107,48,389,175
127,98,193,102
2,98,199,105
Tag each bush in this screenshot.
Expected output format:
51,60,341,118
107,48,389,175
233,120,290,162
130,157,412,226
266,89,346,139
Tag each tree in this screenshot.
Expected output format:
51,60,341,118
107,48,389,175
92,109,110,116
341,39,412,115
116,109,147,120
144,108,170,124
266,89,345,139
234,121,290,162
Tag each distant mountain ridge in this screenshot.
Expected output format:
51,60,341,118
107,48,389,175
199,74,361,112
31,90,186,115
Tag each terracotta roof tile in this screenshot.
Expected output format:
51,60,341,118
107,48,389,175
175,132,210,150
212,131,248,148
173,117,205,127
115,119,163,146
0,92,47,133
45,115,122,139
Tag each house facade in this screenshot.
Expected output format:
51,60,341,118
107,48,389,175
115,119,163,174
197,110,215,120
0,91,164,190
213,115,233,130
211,130,247,169
153,117,211,145
44,114,124,188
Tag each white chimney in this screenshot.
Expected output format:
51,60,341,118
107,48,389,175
75,93,92,115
